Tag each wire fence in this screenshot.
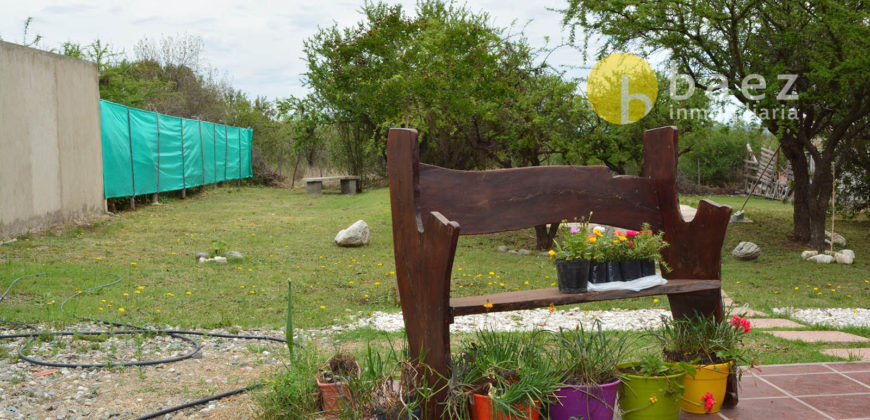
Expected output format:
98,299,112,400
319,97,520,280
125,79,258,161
100,100,253,199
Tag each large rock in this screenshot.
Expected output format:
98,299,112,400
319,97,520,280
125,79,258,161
732,242,761,261
807,254,834,264
835,249,855,264
335,220,370,247
825,231,847,247
800,250,818,260
226,251,244,261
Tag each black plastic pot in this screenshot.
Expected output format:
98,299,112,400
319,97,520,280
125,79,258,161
621,260,643,280
589,262,607,284
555,259,590,293
640,260,656,276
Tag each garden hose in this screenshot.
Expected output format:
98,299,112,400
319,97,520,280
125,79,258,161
0,272,288,417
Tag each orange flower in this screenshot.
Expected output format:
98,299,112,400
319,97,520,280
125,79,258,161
548,304,556,312
483,299,493,309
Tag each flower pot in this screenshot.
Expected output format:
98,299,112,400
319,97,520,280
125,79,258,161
587,263,606,283
680,362,731,414
555,259,590,293
549,378,620,420
640,260,656,276
316,363,361,415
618,369,685,420
620,261,643,280
470,393,540,420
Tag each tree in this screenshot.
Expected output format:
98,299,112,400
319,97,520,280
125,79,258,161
563,0,870,250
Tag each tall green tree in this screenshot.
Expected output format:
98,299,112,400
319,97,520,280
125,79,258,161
562,0,870,250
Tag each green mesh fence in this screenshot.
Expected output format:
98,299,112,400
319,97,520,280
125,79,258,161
100,100,253,199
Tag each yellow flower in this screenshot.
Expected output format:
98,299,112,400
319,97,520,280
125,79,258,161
98,307,103,311
349,281,354,285
130,262,137,266
548,304,556,312
364,294,369,298
794,287,799,290
96,257,102,261
489,271,495,275
101,299,106,303
612,240,619,244
320,305,326,309
156,309,161,313
457,267,463,271
170,252,176,255
185,291,191,295
240,285,245,288
250,290,255,294
46,301,53,305
167,292,175,297
548,250,556,257
650,395,657,404
653,298,659,303
123,293,128,296
618,236,627,241
853,309,859,313
135,290,140,294
483,300,493,309
593,228,603,236
588,236,597,243
138,286,145,290
374,282,381,286
813,287,818,291
524,281,529,285
118,307,125,312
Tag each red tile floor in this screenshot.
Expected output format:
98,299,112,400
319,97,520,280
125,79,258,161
680,362,870,420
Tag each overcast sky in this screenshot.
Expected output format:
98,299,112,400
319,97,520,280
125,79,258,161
0,0,594,101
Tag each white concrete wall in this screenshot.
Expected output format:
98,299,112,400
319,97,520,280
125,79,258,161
0,41,104,239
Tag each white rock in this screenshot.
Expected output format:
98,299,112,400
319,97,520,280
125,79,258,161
801,250,818,260
835,251,854,264
840,249,855,259
825,230,847,247
335,220,370,247
212,256,227,263
807,254,834,264
732,242,761,261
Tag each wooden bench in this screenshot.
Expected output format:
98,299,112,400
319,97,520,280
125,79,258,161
301,176,360,195
387,126,733,417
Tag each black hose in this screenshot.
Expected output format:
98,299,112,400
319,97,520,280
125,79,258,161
0,272,288,417
134,383,264,420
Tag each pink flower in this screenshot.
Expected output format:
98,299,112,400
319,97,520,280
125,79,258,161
741,318,751,333
626,230,639,237
702,392,715,413
570,226,581,234
628,241,634,246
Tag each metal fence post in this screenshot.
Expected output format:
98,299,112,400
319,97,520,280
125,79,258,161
153,112,160,204
237,126,242,188
198,119,205,187
127,108,136,210
180,118,187,199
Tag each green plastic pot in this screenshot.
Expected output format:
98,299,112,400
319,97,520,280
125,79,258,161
618,367,685,420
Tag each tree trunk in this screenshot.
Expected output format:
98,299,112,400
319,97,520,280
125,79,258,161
808,157,834,251
781,138,811,242
534,223,559,250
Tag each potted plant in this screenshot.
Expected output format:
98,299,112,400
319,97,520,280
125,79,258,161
553,217,668,290
316,351,361,415
549,321,630,420
654,313,758,414
445,329,563,420
617,354,693,420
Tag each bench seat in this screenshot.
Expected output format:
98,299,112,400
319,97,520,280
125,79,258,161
450,279,721,316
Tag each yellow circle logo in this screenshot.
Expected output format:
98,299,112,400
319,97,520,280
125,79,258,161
587,53,658,124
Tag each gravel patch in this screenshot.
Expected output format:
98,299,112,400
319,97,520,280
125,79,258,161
0,324,286,419
328,308,673,333
773,307,870,328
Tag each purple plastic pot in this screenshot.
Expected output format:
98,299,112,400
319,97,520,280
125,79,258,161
549,378,620,420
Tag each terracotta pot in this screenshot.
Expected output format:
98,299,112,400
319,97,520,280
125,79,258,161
316,363,361,415
470,393,540,420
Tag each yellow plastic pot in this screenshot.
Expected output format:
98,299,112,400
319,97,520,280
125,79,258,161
680,362,731,414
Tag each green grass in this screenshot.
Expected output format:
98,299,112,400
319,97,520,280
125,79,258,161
681,195,870,313
2,186,869,367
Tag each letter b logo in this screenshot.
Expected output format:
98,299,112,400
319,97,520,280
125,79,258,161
587,53,658,124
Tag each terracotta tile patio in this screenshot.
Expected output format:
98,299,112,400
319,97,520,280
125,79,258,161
677,362,870,420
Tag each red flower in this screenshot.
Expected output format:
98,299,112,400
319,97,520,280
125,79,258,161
628,240,634,246
731,315,751,333
626,230,639,237
702,392,715,413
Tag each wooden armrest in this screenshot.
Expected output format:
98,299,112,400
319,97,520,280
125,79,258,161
449,279,721,317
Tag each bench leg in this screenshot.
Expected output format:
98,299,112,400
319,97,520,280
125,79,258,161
305,181,322,195
340,179,358,195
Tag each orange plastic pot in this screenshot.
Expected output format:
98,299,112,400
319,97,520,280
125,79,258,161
680,362,731,414
470,394,540,420
316,364,361,415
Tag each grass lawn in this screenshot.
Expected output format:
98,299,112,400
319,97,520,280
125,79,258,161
2,186,869,369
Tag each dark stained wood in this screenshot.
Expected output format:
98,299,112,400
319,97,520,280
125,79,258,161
419,164,663,234
387,128,458,419
387,126,735,418
450,279,721,316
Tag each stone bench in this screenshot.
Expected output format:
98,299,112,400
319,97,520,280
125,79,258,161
301,176,360,195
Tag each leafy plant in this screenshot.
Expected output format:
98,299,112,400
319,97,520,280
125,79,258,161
445,329,563,418
654,312,758,376
556,320,632,385
554,217,669,266
209,239,229,257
